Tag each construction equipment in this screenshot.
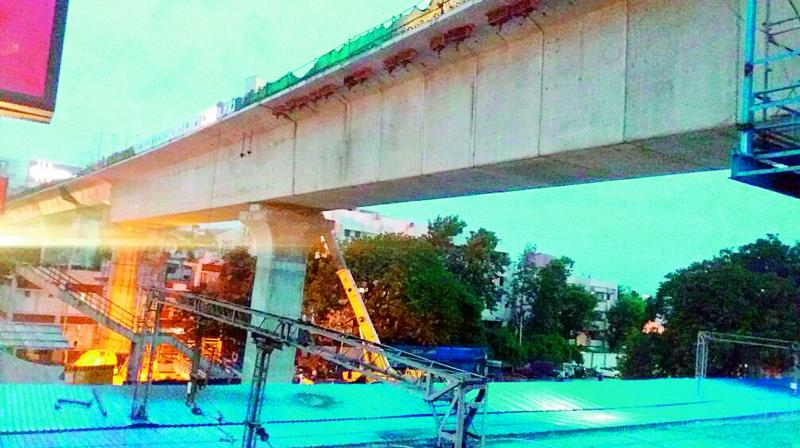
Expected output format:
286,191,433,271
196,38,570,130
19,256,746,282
64,349,118,384
320,232,392,379
142,288,488,448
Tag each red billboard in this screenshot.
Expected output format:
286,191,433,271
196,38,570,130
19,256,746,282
0,176,7,215
0,0,69,123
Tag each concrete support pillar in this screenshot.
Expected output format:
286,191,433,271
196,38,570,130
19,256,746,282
240,204,330,383
104,245,143,354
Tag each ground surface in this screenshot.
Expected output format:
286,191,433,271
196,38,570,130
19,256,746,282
1,378,798,447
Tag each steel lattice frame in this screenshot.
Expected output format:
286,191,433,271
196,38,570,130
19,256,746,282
734,0,800,194
695,331,800,397
134,288,488,448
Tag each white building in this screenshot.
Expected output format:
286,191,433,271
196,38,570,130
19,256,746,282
570,276,618,349
503,252,619,349
0,267,103,363
324,209,427,240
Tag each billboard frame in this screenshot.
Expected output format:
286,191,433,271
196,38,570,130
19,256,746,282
0,0,69,123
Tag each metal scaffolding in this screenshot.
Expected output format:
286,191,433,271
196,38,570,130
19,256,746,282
733,0,800,197
135,288,488,448
695,331,800,397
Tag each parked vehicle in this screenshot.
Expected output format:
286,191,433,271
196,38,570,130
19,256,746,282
597,367,620,378
517,361,558,379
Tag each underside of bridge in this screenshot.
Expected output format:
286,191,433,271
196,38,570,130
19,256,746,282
2,0,748,229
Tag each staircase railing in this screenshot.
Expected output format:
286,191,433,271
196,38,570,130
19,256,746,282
20,264,239,379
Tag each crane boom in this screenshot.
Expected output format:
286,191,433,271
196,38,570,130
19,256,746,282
324,232,392,373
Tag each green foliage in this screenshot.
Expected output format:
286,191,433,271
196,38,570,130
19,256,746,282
90,247,112,271
644,294,669,321
426,215,467,254
619,331,670,378
624,235,800,378
304,215,508,348
526,333,583,364
560,284,599,338
487,327,581,366
217,246,257,305
425,216,509,310
187,246,256,363
606,289,646,351
303,240,342,324
486,326,527,366
0,247,40,275
510,251,597,338
344,233,484,345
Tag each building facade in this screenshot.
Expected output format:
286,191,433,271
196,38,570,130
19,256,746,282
0,267,103,364
324,209,427,240
502,252,620,350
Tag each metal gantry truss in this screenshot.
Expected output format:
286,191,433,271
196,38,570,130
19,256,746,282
734,0,800,197
695,331,800,396
134,288,488,448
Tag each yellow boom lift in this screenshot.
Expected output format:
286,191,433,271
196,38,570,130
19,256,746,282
321,232,392,381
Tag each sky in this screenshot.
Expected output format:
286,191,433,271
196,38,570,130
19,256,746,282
1,1,798,295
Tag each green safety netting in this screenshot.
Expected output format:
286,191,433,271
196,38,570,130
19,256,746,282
232,0,448,112
305,16,401,79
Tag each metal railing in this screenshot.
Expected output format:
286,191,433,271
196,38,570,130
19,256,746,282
21,264,239,380
27,265,142,332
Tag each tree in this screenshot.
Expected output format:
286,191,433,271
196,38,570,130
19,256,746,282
606,289,646,351
560,284,599,338
511,252,597,338
496,248,596,366
486,326,528,366
487,327,582,366
457,228,510,311
526,333,583,364
509,244,538,330
354,233,484,345
619,331,669,378
426,216,510,310
521,256,568,335
0,247,40,275
426,215,467,255
303,238,342,325
192,246,255,364
216,246,256,305
309,233,485,346
623,236,800,378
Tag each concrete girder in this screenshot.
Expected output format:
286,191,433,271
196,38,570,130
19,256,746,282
2,0,744,228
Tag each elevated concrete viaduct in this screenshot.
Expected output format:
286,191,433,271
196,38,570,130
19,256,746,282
0,0,751,380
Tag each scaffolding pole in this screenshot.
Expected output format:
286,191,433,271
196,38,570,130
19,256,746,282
130,300,162,421
733,0,800,197
694,331,800,398
242,335,279,448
